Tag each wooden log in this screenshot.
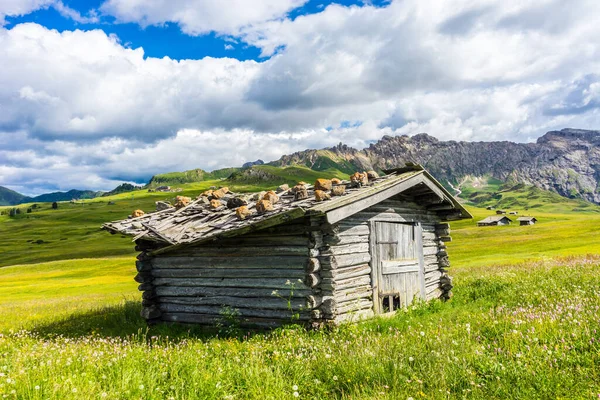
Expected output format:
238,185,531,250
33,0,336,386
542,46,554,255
174,245,309,257
320,253,371,269
136,259,152,272
320,275,371,291
155,286,311,298
141,305,161,320
331,309,374,324
323,234,369,246
439,236,452,243
158,296,306,310
320,242,370,256
336,224,369,236
138,283,153,291
320,264,371,280
304,273,321,288
152,268,305,279
324,298,373,316
423,246,440,256
158,303,310,320
214,235,309,247
435,222,450,230
134,272,153,283
438,256,450,268
333,285,372,302
151,256,307,269
152,277,310,290
426,287,443,301
306,258,321,273
161,313,306,328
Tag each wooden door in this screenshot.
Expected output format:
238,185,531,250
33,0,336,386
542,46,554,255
370,221,425,314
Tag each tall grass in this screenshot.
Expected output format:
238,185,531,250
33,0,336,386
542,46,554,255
1,256,599,399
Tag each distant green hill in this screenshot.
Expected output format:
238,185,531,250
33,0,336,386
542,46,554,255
31,189,103,203
0,186,29,206
147,167,240,187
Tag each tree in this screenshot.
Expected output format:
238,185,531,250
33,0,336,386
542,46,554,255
52,202,58,209
26,208,32,213
9,208,17,217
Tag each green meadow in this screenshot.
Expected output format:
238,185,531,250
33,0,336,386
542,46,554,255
1,179,600,399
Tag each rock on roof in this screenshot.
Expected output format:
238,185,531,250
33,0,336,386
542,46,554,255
103,167,470,248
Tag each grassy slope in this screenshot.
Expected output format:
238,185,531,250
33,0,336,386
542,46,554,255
1,180,600,398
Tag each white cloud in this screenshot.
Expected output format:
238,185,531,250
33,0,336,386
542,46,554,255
99,0,307,36
2,0,600,194
0,0,97,25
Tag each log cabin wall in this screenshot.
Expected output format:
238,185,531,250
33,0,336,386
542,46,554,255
314,196,453,324
136,220,316,328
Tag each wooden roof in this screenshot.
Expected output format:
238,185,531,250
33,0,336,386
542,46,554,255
478,215,512,224
103,166,471,249
516,216,537,221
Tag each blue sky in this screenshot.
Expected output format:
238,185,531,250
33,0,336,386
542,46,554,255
4,0,389,60
1,0,599,195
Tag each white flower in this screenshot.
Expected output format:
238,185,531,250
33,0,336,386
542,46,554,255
420,331,425,336
297,279,303,283
285,280,291,285
34,386,40,390
408,397,414,400
271,290,278,296
139,384,144,390
72,388,77,393
293,391,299,397
292,385,298,391
333,376,338,381
101,393,107,398
409,357,414,362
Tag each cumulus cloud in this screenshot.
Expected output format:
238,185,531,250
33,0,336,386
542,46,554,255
2,0,600,194
0,0,97,25
99,0,306,36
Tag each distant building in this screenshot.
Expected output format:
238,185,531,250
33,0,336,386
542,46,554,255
517,216,537,226
156,186,171,192
486,206,495,210
509,211,518,215
478,216,512,226
496,210,507,214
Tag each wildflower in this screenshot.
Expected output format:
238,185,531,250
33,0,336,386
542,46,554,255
333,376,338,381
409,357,414,362
72,388,77,393
139,384,145,390
420,331,425,336
285,280,291,285
293,392,299,397
292,385,298,391
34,386,40,390
271,290,278,296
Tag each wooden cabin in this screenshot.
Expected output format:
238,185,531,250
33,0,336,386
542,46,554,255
496,210,507,215
517,216,537,226
477,216,512,226
103,165,471,328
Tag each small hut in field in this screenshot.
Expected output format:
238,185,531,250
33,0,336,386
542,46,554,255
517,216,537,226
477,216,512,227
103,165,471,327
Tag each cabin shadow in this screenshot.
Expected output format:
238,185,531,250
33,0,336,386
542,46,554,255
31,301,270,341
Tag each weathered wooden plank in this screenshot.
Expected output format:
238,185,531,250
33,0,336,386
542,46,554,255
157,296,306,310
339,211,440,224
173,245,309,257
331,309,374,324
320,253,371,269
320,263,371,280
320,275,371,291
336,224,370,236
155,286,311,298
153,277,310,290
151,256,307,269
161,313,306,327
213,235,309,247
152,268,305,279
159,303,310,320
320,242,370,256
323,234,369,246
334,285,372,303
324,298,373,316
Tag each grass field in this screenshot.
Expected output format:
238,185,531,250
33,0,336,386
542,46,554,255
1,181,600,399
